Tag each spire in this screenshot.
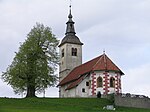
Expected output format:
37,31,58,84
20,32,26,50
65,5,76,35
58,4,83,47
68,5,72,18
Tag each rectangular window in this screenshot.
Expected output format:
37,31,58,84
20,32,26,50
82,88,85,93
86,81,89,86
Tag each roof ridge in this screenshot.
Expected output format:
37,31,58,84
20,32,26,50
92,55,103,70
103,53,107,70
106,55,123,72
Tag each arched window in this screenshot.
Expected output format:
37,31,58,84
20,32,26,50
110,77,115,88
97,77,103,88
72,48,77,56
61,49,64,57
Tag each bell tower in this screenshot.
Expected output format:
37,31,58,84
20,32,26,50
58,6,83,82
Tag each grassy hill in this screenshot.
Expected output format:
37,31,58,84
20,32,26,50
0,97,150,112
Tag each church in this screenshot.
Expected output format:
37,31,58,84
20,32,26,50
58,7,124,98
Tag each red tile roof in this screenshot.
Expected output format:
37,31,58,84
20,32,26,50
66,75,85,90
58,53,124,88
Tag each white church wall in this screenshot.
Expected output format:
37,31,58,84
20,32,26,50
76,76,90,97
60,84,72,97
107,72,122,94
93,71,122,95
109,87,116,94
60,71,122,98
67,88,76,97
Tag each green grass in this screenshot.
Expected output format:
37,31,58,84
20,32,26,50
0,97,149,112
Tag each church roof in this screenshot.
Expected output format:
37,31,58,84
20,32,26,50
59,35,83,47
58,53,124,89
66,75,85,90
58,6,83,47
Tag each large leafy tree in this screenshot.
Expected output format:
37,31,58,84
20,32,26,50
2,23,59,97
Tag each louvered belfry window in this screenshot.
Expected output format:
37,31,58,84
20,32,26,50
72,48,77,56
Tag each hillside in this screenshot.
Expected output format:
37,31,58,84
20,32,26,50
0,98,150,112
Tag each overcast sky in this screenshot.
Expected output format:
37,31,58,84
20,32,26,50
0,0,150,98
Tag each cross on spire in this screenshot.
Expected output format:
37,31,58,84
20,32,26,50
69,0,72,15
103,49,106,54
70,0,72,7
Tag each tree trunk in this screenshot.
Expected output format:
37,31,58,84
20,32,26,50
26,84,36,98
